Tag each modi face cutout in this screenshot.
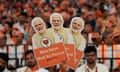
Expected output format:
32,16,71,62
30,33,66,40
50,13,64,29
31,17,46,33
70,17,84,33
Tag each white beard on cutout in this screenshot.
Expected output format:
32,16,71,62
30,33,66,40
35,26,46,34
71,28,80,33
52,25,62,29
38,29,45,33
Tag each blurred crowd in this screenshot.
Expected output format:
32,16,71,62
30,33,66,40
0,0,120,72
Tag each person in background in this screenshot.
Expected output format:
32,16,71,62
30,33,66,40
112,67,120,72
17,50,49,72
91,32,101,47
25,32,34,50
82,21,94,46
8,31,25,68
0,53,10,72
75,46,109,72
0,32,7,53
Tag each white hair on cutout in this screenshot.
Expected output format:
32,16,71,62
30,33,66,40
31,17,46,33
70,17,85,33
50,13,64,28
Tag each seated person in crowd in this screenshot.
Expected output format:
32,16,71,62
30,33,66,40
17,50,49,72
75,46,109,72
0,53,10,72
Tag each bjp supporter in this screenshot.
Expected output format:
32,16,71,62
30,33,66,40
0,32,16,70
14,31,25,45
0,32,7,53
111,27,120,44
0,53,10,72
17,50,49,72
7,30,26,69
103,22,114,35
91,32,101,47
82,21,94,46
97,31,120,69
75,46,109,72
6,26,18,45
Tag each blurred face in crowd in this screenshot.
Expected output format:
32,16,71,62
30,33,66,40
3,23,10,32
0,32,6,46
0,37,5,46
113,36,120,44
51,15,62,29
43,12,50,23
54,7,61,12
52,0,59,8
0,58,6,71
23,21,30,30
105,26,113,33
104,34,112,45
14,31,23,45
109,15,117,26
77,0,87,7
85,51,97,64
84,24,93,33
71,19,82,33
25,52,37,68
11,28,18,37
0,38,5,46
18,15,26,23
102,11,109,18
60,0,69,10
92,37,101,45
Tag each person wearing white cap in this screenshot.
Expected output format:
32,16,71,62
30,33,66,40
70,17,86,51
31,17,55,49
48,13,74,44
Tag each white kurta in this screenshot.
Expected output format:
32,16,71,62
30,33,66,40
75,63,109,72
17,66,49,72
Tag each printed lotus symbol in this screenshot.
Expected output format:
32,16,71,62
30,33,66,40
41,37,51,48
43,39,49,44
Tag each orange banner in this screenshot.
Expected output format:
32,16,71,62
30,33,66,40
68,49,83,70
64,44,75,63
33,42,68,68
